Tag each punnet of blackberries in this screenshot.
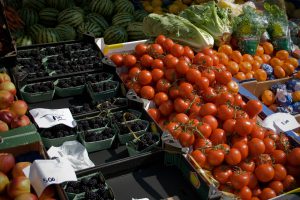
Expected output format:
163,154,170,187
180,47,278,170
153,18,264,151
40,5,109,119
110,110,139,123
77,117,109,132
90,81,118,93
65,173,105,194
133,132,160,151
95,98,128,110
69,103,95,115
27,71,49,79
56,76,85,88
41,125,76,139
85,72,113,83
84,188,114,200
24,81,54,93
83,127,114,142
117,120,148,135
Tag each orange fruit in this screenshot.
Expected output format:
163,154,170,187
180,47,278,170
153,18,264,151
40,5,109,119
295,71,300,79
217,52,229,65
268,104,277,112
218,44,233,55
226,61,239,75
261,54,271,64
256,45,264,56
262,42,273,55
242,54,254,64
270,57,283,67
239,62,252,73
292,91,300,102
252,60,261,71
253,56,263,65
234,72,246,81
273,66,286,78
254,69,267,81
245,72,253,79
261,90,275,106
231,50,243,63
281,63,295,76
276,50,289,60
286,57,299,68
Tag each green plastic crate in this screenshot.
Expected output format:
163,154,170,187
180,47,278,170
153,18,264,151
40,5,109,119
41,134,78,148
116,120,149,145
72,187,115,200
126,132,160,156
87,81,119,101
20,83,55,103
54,79,85,97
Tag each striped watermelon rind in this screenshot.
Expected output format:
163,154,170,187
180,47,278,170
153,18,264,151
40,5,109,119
114,0,134,14
16,35,33,47
56,24,76,41
58,8,84,27
28,24,45,42
133,10,148,22
77,22,103,38
36,28,60,44
104,25,128,45
46,0,71,11
89,0,114,17
23,0,46,11
18,8,39,26
39,8,59,26
86,13,109,32
112,12,134,28
126,22,146,41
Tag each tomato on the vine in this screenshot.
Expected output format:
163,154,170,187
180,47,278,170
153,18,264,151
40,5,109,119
235,118,253,136
129,67,141,79
230,171,250,190
151,68,164,82
138,70,152,85
199,103,217,117
217,105,234,121
196,77,210,90
273,164,287,181
170,44,184,57
174,97,190,113
239,160,255,173
151,59,164,69
163,38,174,52
164,68,178,82
168,86,180,99
202,87,217,103
225,148,242,165
155,35,166,46
213,165,233,184
179,131,195,147
156,78,171,93
186,68,202,83
195,55,213,67
251,125,265,140
123,54,137,68
237,186,252,200
179,82,193,97
191,150,206,168
233,141,249,160
174,113,189,124
193,138,212,152
166,122,182,139
271,150,287,165
263,137,276,154
154,92,169,106
216,92,234,106
202,69,216,85
140,86,155,100
159,100,174,116
148,43,164,56
207,149,225,166
245,100,263,118
140,54,154,68
222,119,236,135
209,128,227,145
147,108,160,121
259,188,276,200
287,147,300,166
110,54,123,67
183,46,194,60
135,44,148,56
202,115,218,130
255,163,275,182
268,181,284,195
215,70,232,85
197,123,212,138
248,138,266,156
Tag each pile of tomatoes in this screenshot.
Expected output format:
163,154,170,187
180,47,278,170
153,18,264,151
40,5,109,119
110,35,300,200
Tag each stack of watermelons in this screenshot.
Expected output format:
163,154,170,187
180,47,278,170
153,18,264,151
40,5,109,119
7,0,149,46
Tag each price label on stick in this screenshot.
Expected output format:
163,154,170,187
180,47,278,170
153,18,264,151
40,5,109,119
23,159,77,197
261,112,300,133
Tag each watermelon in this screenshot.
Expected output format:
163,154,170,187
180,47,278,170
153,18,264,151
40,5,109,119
58,8,84,27
133,10,148,22
77,22,103,38
28,24,45,42
126,22,146,41
114,0,134,14
23,0,46,11
18,8,39,26
112,12,134,28
55,24,76,41
89,0,114,17
86,13,109,32
104,26,128,44
46,0,71,11
39,8,59,26
6,0,22,10
36,28,60,43
16,35,33,47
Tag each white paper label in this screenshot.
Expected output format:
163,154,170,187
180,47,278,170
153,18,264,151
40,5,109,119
29,108,76,128
261,112,300,133
23,159,77,197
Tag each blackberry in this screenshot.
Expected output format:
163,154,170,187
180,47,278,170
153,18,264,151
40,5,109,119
88,178,98,187
85,191,98,200
65,186,75,193
97,184,106,196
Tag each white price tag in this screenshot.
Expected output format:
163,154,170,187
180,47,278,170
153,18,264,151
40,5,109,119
29,108,76,128
261,113,300,133
23,159,77,197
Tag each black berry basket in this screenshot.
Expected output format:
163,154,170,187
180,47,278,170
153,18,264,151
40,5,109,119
108,109,142,124
20,81,55,103
76,116,110,134
85,72,114,84
54,75,86,97
87,80,119,101
79,127,116,153
126,132,160,156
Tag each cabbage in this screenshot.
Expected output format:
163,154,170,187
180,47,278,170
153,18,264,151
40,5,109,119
143,13,214,51
179,1,232,46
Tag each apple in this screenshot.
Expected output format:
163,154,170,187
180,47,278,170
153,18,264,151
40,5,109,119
14,193,38,200
10,101,28,117
0,172,9,193
0,73,11,84
0,120,8,132
0,91,13,110
0,110,14,124
12,162,31,178
7,177,30,198
0,82,16,96
0,153,15,174
11,116,30,129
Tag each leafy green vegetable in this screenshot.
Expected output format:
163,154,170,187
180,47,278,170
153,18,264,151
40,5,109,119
179,1,232,46
143,13,214,51
264,3,289,38
232,6,267,39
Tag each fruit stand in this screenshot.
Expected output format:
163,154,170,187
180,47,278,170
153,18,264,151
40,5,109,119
0,0,300,200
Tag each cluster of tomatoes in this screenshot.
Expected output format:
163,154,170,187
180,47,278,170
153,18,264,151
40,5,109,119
218,42,299,81
110,35,300,200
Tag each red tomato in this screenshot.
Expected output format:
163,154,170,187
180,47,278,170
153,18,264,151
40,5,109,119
176,60,190,75
268,181,284,195
207,149,225,166
217,105,234,121
225,148,242,165
197,123,212,138
179,56,191,64
193,138,212,152
248,138,265,157
159,100,174,116
174,97,190,113
140,86,155,100
209,128,226,145
276,134,290,151
166,122,182,139
191,150,206,168
235,119,253,136
183,46,194,60
239,160,255,173
215,70,232,85
155,35,166,46
199,103,217,117
212,55,220,66
233,141,249,160
154,92,168,106
196,77,210,90
138,70,152,85
250,125,265,140
135,44,148,56
170,44,184,57
263,137,276,154
213,165,233,184
174,113,189,124
147,108,160,121
193,53,205,64
156,79,171,93
165,55,179,69
164,68,178,82
202,87,217,103
259,188,276,200
140,54,154,68
282,175,296,190
148,44,164,56
287,147,300,166
129,67,141,79
271,150,287,165
273,164,287,181
151,59,164,69
195,55,213,67
202,115,218,130
238,186,252,200
245,100,263,118
123,54,136,68
248,174,258,189
202,69,216,85
222,119,236,135
179,131,195,147
189,102,201,116
255,164,275,182
186,68,202,83
168,86,180,99
163,38,174,52
231,135,248,145
230,171,250,190
202,48,214,56
179,82,193,97
151,69,164,82
216,92,234,106
110,54,123,67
